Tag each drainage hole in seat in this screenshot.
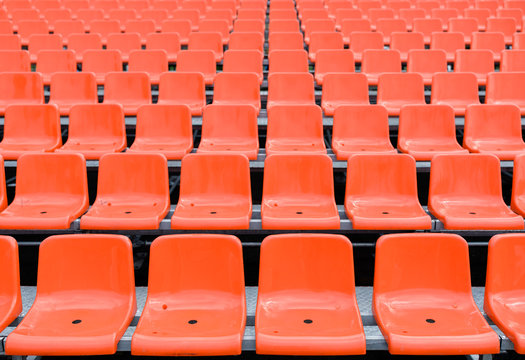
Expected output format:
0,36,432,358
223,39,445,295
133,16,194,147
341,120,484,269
304,319,313,324
469,212,476,215
124,211,132,214
210,211,217,214
425,318,435,324
188,320,198,324
296,211,303,214
40,211,47,214
382,211,389,214
72,319,82,324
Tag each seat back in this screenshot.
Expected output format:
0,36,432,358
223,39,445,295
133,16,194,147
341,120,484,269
0,50,30,72
464,104,523,145
201,104,258,143
267,73,315,105
188,32,223,59
398,104,458,145
145,32,180,59
0,73,43,105
82,49,122,78
486,234,525,299
135,104,193,145
158,72,205,104
0,35,21,50
67,34,103,59
314,49,354,81
128,49,169,77
222,50,263,78
49,72,98,104
431,72,480,104
103,72,151,105
268,32,303,52
377,73,425,103
361,49,402,74
501,50,525,71
471,31,506,55
407,49,448,78
106,33,142,58
333,104,390,143
67,104,125,146
430,32,465,58
322,73,369,105
268,49,309,73
267,104,323,142
212,72,260,106
0,236,21,322
228,32,264,52
486,72,525,104
175,50,216,78
454,49,495,75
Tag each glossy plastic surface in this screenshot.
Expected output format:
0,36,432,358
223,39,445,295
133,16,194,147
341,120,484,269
127,50,168,85
486,72,525,115
314,49,354,85
431,72,480,115
0,236,21,333
455,49,494,85
361,49,402,85
103,72,151,116
321,73,369,116
377,73,425,116
145,33,180,62
157,72,206,115
82,49,122,85
175,50,216,85
267,73,315,111
407,49,447,85
471,31,505,62
188,32,223,62
430,32,465,62
48,72,98,116
0,50,30,72
223,50,263,84
0,73,43,115
212,72,261,113
511,154,525,216
268,49,309,74
390,31,425,62
308,31,344,62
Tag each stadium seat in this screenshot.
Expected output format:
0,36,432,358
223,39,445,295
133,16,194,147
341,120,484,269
128,105,192,159
198,104,259,159
407,49,448,85
256,233,365,355
107,9,137,29
5,234,136,355
82,49,122,85
75,9,104,30
140,9,168,31
431,8,459,30
0,21,13,35
17,20,49,45
198,19,230,45
303,18,335,44
103,72,151,115
454,49,494,85
171,154,252,230
52,20,84,43
124,19,156,44
0,35,21,50
413,18,443,45
321,73,370,116
431,72,480,115
390,31,425,62
514,32,525,49
477,0,499,14
127,49,168,85
373,233,501,355
80,153,169,230
0,50,30,72
308,31,344,62
464,104,525,159
212,73,261,114
375,18,407,44
204,10,234,30
123,0,150,11
268,50,309,74
340,19,372,45
145,33,180,63
415,0,441,12
266,105,325,155
106,33,142,62
48,72,97,116
27,34,62,62
175,49,216,85
151,0,179,11
471,32,506,62
332,105,395,159
268,32,304,53
314,49,354,85
237,9,266,21
269,9,297,22
188,32,223,62
487,17,517,44
398,104,467,160
268,19,300,33
368,8,395,30
448,18,479,44
377,73,425,116
0,73,44,115
63,0,89,14
361,49,402,85
228,32,264,53
335,7,363,30
35,49,76,85
501,50,525,71
0,235,21,333
56,104,126,159
160,20,192,45
261,154,340,229
67,34,103,62
233,19,265,34
0,153,87,229
267,73,315,110
497,8,523,31
345,154,431,230
157,72,205,116
92,0,119,12
430,32,465,62
347,31,383,62
131,234,245,356
399,8,426,31
486,72,525,114
172,10,200,32
429,154,524,230
89,19,121,45
357,0,382,14
464,8,491,30
222,50,263,84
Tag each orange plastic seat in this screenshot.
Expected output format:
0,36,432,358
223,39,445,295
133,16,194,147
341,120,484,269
151,0,179,11
0,34,21,50
175,49,216,85
52,20,84,43
123,0,150,12
228,32,264,52
128,105,192,159
188,32,223,62
267,73,315,110
161,19,191,45
269,10,297,22
429,153,524,229
431,8,458,30
308,31,344,62
347,31,382,62
12,11,42,23
266,104,325,156
75,9,104,30
454,49,494,86
464,104,525,159
332,105,395,159
171,154,252,230
127,49,168,84
413,18,443,45
82,49,122,85
17,20,49,45
80,153,169,229
430,32,465,62
314,49,354,85
398,104,468,160
448,17,479,44
501,50,525,72
106,33,142,62
145,33,180,63
67,33,103,62
0,73,44,115
256,234,365,355
140,9,169,31
334,7,362,29
198,19,230,45
64,0,89,14
131,234,246,356
465,8,491,30
303,18,335,44
0,153,88,229
0,235,21,333
375,18,407,44
89,19,121,44
262,154,339,229
513,154,525,217
399,8,426,31
157,72,206,116
486,72,525,115
373,233,500,355
35,49,76,85
204,10,234,30
268,19,301,33
107,9,137,28
27,33,62,62
268,32,304,53
92,0,119,12
361,49,402,85
341,19,372,45
232,19,265,33
5,234,136,355
48,72,97,116
514,32,525,49
416,0,441,12
268,50,309,74
368,8,395,30
345,154,431,230
0,50,30,72
237,9,266,21
171,10,200,32
321,73,369,116
57,104,126,159
390,31,425,62
357,0,382,13
222,49,263,84
487,17,516,44
124,20,156,44
431,72,480,116
497,8,523,31
212,72,260,113
377,73,425,116
197,104,259,159
471,32,506,62
103,72,151,115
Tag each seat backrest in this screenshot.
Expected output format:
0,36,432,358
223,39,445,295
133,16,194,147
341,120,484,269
128,49,168,75
158,72,205,103
135,104,193,144
0,35,21,50
172,9,200,28
413,18,443,37
487,17,517,35
212,72,260,104
399,104,457,143
0,50,30,72
106,33,142,56
228,32,264,52
160,19,192,39
17,20,49,39
431,72,480,103
107,9,137,23
333,105,389,142
35,49,76,76
448,17,479,37
390,31,425,54
222,49,263,77
464,104,522,144
268,49,309,73
267,104,323,141
124,19,156,37
304,18,336,39
82,49,122,75
464,8,491,29
486,72,525,103
361,49,402,74
49,72,98,103
67,33,103,56
322,73,369,104
309,31,344,55
348,31,383,55
501,50,525,71
514,32,525,49
75,8,104,23
407,49,448,76
198,19,230,39
471,31,506,53
377,73,425,102
103,72,151,103
145,32,180,56
0,236,21,308
375,18,407,37
188,32,223,57
202,104,258,141
314,49,354,78
486,234,525,297
0,73,43,103
268,31,303,52
175,49,216,76
27,34,62,56
341,19,372,37
89,19,121,37
454,49,495,74
267,73,315,104
232,19,265,33
68,103,125,145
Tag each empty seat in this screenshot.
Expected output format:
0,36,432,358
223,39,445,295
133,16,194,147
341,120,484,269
35,49,76,85
171,154,252,230
430,32,465,62
0,50,30,72
398,104,468,160
27,33,62,62
0,35,21,50
268,50,309,74
0,21,13,35
0,235,21,332
103,72,151,116
340,19,372,45
0,73,43,115
75,9,104,29
82,49,122,85
124,20,156,42
128,105,193,159
267,73,315,111
52,20,84,43
497,8,523,31
464,104,525,159
303,18,335,44
431,72,480,116
198,104,259,160
390,31,425,62
448,17,479,44
361,49,402,85
268,19,300,33
145,33,180,63
377,73,425,116
212,72,261,114
399,8,426,31
157,72,206,116
471,31,505,62
514,32,525,49
48,72,97,116
487,17,516,44
106,33,142,62
175,49,216,85
454,49,494,86
233,19,265,34
268,32,304,53
171,10,200,31
407,49,447,86
17,20,49,45
266,104,325,156
222,50,263,84
67,33,103,62
429,154,524,230
345,154,431,230
308,31,344,62
131,234,245,356
321,73,370,116
228,32,264,52
140,9,168,31
89,19,121,44
0,153,87,229
237,9,265,21
314,49,354,85
188,32,223,62
80,153,169,230
413,18,443,45
5,234,136,354
375,18,407,44
57,104,126,159
127,49,168,85
431,8,459,30
198,19,230,45
160,19,191,45
107,9,137,28
486,72,525,115
256,233,365,355
348,31,383,62
374,233,500,354
501,50,525,72
368,8,395,30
